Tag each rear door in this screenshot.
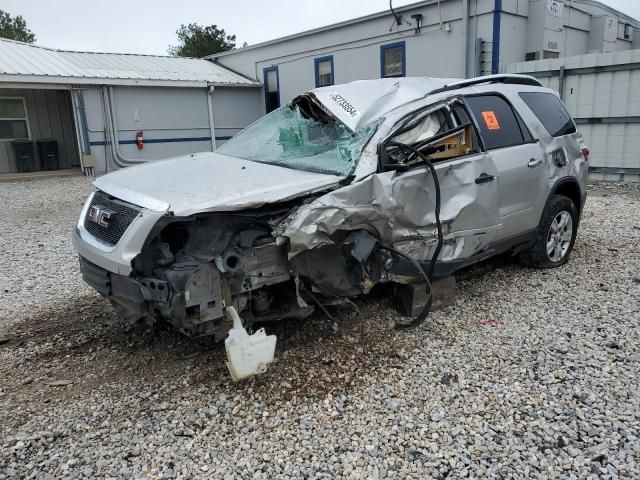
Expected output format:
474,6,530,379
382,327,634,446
518,91,587,196
465,94,546,240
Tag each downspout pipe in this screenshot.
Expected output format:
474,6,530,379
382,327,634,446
100,87,114,172
207,85,217,151
491,0,502,75
462,0,470,78
558,66,566,100
70,90,87,174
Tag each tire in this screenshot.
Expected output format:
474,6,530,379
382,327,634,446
518,194,578,269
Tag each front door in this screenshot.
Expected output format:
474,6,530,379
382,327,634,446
380,100,501,263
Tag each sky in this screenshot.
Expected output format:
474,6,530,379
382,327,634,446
1,0,639,55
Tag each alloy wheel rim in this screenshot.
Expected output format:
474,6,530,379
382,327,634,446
546,211,573,262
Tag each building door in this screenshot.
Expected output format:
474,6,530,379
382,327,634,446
263,66,280,114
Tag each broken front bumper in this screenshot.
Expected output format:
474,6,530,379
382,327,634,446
79,256,169,304
78,254,236,339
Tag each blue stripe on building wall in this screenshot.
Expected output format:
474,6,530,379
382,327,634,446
492,0,502,75
89,136,232,147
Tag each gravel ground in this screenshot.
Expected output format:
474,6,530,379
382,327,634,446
0,177,94,323
0,177,639,479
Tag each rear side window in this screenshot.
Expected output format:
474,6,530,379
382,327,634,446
465,95,525,150
519,92,576,137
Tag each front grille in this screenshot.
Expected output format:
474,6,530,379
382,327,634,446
83,191,140,246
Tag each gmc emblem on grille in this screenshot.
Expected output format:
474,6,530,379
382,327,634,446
88,205,116,227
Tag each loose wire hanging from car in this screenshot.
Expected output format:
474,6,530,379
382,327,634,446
383,141,444,330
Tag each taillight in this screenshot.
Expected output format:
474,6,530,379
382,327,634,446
581,147,589,161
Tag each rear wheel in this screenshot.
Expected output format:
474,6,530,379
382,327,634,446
519,194,578,268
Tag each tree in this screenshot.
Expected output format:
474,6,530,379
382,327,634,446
0,10,36,43
168,24,236,58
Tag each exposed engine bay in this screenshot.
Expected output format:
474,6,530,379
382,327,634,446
109,205,294,341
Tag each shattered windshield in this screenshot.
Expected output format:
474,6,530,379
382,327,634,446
217,98,378,176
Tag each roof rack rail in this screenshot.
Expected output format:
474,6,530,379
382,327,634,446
428,74,543,95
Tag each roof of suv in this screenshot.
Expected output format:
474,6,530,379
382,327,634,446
310,74,543,131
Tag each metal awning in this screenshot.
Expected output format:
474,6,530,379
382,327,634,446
0,38,260,88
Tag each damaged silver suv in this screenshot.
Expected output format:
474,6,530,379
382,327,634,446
74,74,588,345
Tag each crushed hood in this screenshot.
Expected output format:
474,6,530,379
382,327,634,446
311,77,460,131
93,152,342,216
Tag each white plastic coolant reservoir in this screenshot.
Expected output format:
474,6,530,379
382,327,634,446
224,306,277,382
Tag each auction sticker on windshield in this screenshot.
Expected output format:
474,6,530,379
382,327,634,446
328,93,360,119
481,110,501,130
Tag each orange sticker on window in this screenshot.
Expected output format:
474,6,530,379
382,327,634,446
481,111,501,130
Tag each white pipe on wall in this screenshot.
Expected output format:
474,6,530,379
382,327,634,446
207,85,216,151
462,0,470,78
70,90,86,173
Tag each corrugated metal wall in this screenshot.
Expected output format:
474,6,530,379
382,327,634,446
508,49,640,182
0,88,79,174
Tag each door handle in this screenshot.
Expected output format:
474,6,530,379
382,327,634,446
528,158,543,168
475,173,495,184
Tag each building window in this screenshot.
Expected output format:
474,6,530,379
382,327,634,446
314,55,334,87
525,52,540,62
380,41,406,78
0,97,30,140
543,50,560,59
263,66,280,114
